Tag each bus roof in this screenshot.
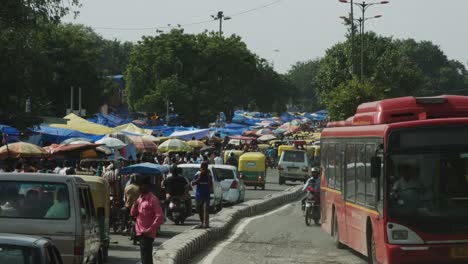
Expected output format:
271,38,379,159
327,95,468,128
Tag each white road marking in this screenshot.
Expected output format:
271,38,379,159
200,203,292,264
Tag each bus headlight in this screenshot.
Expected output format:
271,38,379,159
387,222,424,244
392,230,408,240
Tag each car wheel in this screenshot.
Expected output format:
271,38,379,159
95,250,104,264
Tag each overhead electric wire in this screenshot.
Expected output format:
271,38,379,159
93,0,282,31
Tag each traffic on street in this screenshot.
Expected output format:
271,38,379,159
107,168,297,264
2,1,468,264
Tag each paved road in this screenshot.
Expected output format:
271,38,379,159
192,201,367,264
107,168,298,264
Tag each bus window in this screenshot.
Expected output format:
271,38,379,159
335,143,342,191
346,144,356,202
356,144,365,205
327,144,336,189
365,144,377,207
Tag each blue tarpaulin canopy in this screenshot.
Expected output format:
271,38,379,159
31,125,104,146
0,125,20,136
120,162,170,175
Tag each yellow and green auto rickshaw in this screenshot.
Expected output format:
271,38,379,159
224,150,244,165
76,175,111,261
238,152,266,190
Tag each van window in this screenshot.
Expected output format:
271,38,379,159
79,187,94,219
213,168,235,181
283,151,305,163
0,245,37,264
0,181,70,220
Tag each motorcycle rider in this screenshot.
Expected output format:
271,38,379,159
301,167,320,211
164,165,192,216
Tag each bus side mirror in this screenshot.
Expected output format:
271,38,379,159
371,156,381,178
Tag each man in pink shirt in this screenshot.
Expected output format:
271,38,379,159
131,176,164,264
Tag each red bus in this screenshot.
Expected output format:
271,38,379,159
320,96,468,264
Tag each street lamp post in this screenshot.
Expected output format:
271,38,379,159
339,1,389,83
211,11,232,36
339,0,355,76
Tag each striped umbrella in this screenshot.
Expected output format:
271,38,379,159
129,136,158,153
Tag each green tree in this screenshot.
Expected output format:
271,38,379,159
286,59,321,111
325,79,384,121
125,29,294,125
313,32,468,120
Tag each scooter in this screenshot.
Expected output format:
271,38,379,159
167,196,187,225
305,186,320,226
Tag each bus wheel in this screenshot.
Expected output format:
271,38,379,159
333,214,345,249
368,228,379,264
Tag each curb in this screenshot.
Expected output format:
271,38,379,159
153,185,303,264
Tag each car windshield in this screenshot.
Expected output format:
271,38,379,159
181,168,200,182
0,244,38,264
387,152,468,230
213,168,235,181
0,181,70,220
283,151,305,162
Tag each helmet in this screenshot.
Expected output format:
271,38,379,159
311,167,320,173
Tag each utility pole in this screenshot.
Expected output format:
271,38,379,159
211,11,231,36
350,0,355,76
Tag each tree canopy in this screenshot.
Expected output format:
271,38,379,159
0,0,133,124
125,29,295,125
288,31,468,120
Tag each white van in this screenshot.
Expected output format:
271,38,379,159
0,173,103,264
278,149,311,184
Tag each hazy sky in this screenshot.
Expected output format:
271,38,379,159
64,0,468,73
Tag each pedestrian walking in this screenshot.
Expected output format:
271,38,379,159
192,162,213,228
131,176,164,264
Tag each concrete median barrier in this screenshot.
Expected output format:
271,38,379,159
153,185,303,264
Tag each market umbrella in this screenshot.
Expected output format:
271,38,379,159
120,162,170,175
187,140,206,149
68,140,94,145
95,137,127,149
129,136,158,152
200,145,215,153
43,143,101,155
107,132,134,145
61,137,93,145
157,139,192,153
256,128,274,136
258,134,276,142
96,145,112,155
0,142,48,158
142,134,160,142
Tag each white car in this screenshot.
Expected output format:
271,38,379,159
211,165,246,204
178,164,224,213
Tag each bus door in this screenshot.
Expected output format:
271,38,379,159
344,143,367,253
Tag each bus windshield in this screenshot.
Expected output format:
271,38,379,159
387,152,468,233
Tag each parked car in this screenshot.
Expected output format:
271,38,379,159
0,173,104,264
211,164,246,204
278,150,311,184
0,233,63,264
178,164,223,213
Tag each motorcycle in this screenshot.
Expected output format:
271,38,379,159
267,156,276,169
305,186,320,226
167,196,187,225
